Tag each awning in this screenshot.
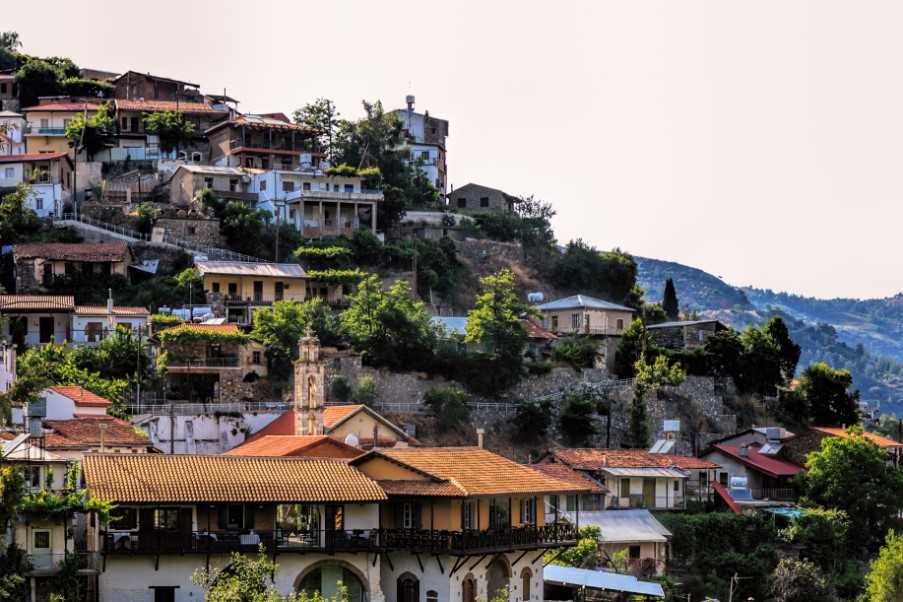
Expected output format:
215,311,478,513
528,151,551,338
566,509,671,544
544,565,664,598
601,467,687,479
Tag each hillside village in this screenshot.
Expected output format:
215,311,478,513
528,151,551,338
1,32,903,602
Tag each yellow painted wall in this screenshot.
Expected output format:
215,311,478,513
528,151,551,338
355,456,427,481
329,413,405,445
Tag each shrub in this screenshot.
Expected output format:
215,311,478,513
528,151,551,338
423,386,470,432
558,392,597,445
353,375,378,406
330,377,352,403
551,337,597,369
512,399,552,441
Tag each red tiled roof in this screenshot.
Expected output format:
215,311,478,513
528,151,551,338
810,426,903,449
530,463,608,494
230,146,306,157
376,479,465,497
43,417,150,450
75,306,150,317
21,102,101,112
0,295,75,312
710,443,803,478
521,319,558,341
546,448,720,471
0,152,70,164
47,386,112,407
115,99,226,114
711,481,741,515
224,435,361,458
14,242,129,262
245,405,389,443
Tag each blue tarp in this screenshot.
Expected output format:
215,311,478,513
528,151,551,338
544,564,665,598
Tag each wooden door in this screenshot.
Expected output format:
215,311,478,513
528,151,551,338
642,479,656,508
39,317,53,343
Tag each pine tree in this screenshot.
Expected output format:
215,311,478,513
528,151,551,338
662,278,679,320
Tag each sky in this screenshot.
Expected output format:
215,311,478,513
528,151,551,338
6,1,903,300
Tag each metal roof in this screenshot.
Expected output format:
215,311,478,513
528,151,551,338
176,165,248,176
195,261,306,278
535,294,635,312
568,509,671,544
646,319,726,329
600,466,688,479
543,565,664,598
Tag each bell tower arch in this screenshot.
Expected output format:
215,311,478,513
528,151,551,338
294,332,326,435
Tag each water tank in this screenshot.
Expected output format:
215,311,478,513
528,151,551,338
527,292,545,303
344,433,360,447
729,475,749,489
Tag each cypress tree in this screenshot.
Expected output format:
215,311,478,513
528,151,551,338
662,278,679,320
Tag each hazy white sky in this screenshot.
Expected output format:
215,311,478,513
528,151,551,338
7,1,903,299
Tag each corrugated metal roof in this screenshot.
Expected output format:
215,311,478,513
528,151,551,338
567,509,671,543
535,294,635,312
543,565,664,598
195,261,306,278
646,319,726,329
600,467,688,479
176,165,248,176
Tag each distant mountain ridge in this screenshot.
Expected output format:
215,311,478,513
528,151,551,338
636,256,903,413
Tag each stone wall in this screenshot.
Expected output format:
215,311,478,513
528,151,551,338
155,217,223,248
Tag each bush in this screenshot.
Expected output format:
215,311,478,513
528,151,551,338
330,377,352,403
352,375,378,406
513,399,552,441
551,337,597,369
558,392,597,445
423,386,470,432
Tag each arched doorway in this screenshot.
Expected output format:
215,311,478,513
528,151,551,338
487,557,510,601
297,561,367,602
520,568,532,601
462,575,476,602
397,573,420,602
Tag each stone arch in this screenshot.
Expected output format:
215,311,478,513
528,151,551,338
486,557,510,601
396,571,420,602
520,567,532,601
294,559,369,602
307,375,318,408
462,573,477,602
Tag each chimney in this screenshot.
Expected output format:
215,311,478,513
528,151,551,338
372,424,379,449
107,288,114,313
476,428,485,448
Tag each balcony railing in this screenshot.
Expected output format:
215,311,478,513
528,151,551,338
27,552,101,575
25,125,66,135
607,495,687,510
101,525,578,556
165,356,240,368
750,488,797,501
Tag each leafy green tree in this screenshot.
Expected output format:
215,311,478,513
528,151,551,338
737,325,784,395
797,362,860,427
293,98,341,163
550,240,637,303
613,319,649,378
559,391,598,446
423,386,470,432
661,278,679,320
870,413,902,442
512,399,552,441
703,328,744,378
0,184,40,242
143,111,196,153
764,316,802,381
544,526,601,568
770,558,834,602
134,202,160,235
14,58,66,107
640,302,667,325
352,375,378,406
64,104,114,159
219,202,270,257
250,299,342,382
799,427,903,551
0,31,21,51
864,530,903,602
627,354,685,448
340,275,437,370
779,508,850,574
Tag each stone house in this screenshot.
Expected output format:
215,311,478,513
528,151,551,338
167,164,256,207
390,96,449,193
447,183,519,213
780,426,903,466
535,295,635,337
206,113,319,171
111,71,202,102
154,217,223,247
154,323,268,403
646,319,728,350
13,242,132,292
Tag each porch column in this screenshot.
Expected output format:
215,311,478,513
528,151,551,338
353,202,359,230
336,201,342,235
318,201,323,237
370,202,376,231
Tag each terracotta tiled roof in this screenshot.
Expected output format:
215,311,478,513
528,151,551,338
810,426,903,449
709,443,803,478
47,386,112,407
546,448,720,471
0,295,75,312
43,417,150,450
163,323,241,335
244,405,411,444
224,435,361,458
75,306,150,317
521,319,558,341
14,242,129,262
376,479,465,497
115,99,226,114
21,102,101,112
83,454,388,503
355,447,592,497
0,152,71,164
324,404,364,429
530,463,608,494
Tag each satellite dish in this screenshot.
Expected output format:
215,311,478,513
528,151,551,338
344,433,360,447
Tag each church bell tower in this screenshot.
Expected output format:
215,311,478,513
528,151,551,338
294,332,326,435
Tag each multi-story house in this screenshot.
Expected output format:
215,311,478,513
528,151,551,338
111,71,202,102
72,303,149,345
0,109,26,155
250,170,383,238
0,294,74,347
167,164,257,207
113,98,229,162
13,242,133,292
83,453,387,602
206,113,319,171
153,323,268,404
537,448,720,511
0,151,73,217
21,99,101,155
535,295,635,337
196,260,344,325
390,96,449,193
0,72,19,111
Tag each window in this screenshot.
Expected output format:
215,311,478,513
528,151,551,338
35,197,43,211
489,497,510,529
282,181,295,192
229,178,238,192
344,184,354,193
547,494,559,518
698,471,708,489
4,167,14,178
551,315,558,330
521,569,532,601
401,502,416,529
617,318,624,330
40,118,49,128
0,83,5,94
420,150,430,161
187,226,196,235
63,118,71,129
580,494,603,511
252,351,261,365
520,498,535,525
480,196,489,208
303,182,311,191
457,198,467,208
192,152,202,162
152,587,177,602
620,479,630,498
226,504,245,529
673,480,680,492
571,313,581,329
461,501,476,530
228,282,238,296
259,179,267,191
155,508,180,530
33,529,51,551
28,466,41,489
629,545,641,559
85,321,103,343
276,504,320,531
426,590,438,602
719,472,729,487
131,117,140,132
211,282,220,293
565,495,577,512
204,177,214,189
110,507,138,531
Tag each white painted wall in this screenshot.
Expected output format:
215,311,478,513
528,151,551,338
28,182,64,217
2,312,70,345
71,314,147,345
40,388,108,420
136,412,282,455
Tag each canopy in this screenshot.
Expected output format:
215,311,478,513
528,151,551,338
544,565,665,598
